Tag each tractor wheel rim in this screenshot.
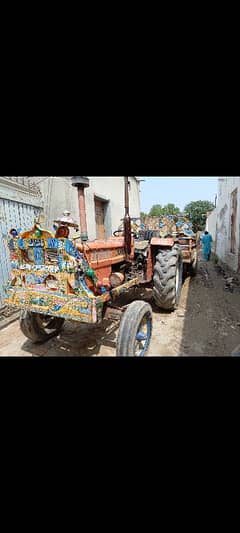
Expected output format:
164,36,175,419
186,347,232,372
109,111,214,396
36,314,58,331
192,250,197,267
134,314,152,356
176,264,180,294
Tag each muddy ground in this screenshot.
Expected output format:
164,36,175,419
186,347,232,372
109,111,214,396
0,256,240,356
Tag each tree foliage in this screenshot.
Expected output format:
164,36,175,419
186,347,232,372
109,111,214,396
184,200,215,232
148,203,180,216
161,203,180,215
148,204,163,216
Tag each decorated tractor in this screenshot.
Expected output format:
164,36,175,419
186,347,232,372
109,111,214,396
4,177,197,356
139,213,198,309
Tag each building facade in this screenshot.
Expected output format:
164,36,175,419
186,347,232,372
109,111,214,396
206,177,240,272
37,176,141,240
205,208,217,242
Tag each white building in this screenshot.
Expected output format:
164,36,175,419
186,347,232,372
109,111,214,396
206,208,217,242
206,177,240,272
37,176,141,240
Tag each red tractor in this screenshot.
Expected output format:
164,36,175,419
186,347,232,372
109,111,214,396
4,177,195,356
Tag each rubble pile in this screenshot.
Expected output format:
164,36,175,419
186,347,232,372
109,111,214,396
224,277,240,292
214,264,240,292
214,265,225,276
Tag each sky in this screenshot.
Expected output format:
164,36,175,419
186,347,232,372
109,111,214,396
139,177,218,213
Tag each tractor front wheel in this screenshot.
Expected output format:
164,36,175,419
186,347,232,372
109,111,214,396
20,311,65,343
116,300,152,356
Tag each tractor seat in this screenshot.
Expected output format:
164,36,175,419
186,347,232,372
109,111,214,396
134,240,149,251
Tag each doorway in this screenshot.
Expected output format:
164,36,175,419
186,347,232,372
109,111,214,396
95,198,106,239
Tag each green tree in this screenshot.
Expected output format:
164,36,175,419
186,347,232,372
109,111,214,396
161,203,180,215
149,203,180,216
184,200,215,232
140,211,147,219
149,204,163,216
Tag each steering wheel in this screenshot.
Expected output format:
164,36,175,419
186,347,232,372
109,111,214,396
113,230,137,237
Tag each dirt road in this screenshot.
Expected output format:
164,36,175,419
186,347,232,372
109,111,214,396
0,257,240,356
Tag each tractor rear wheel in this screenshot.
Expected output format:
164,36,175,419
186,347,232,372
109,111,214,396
20,311,65,343
153,245,183,311
116,300,152,356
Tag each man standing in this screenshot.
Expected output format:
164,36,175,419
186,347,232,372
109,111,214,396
202,230,212,261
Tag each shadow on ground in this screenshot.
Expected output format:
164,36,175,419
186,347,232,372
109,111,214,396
21,320,120,357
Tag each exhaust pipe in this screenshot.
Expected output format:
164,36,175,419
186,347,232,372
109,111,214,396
123,176,132,256
72,176,89,242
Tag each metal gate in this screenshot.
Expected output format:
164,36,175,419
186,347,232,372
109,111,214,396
0,198,42,308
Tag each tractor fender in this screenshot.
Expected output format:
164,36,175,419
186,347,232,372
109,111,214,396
150,237,175,247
